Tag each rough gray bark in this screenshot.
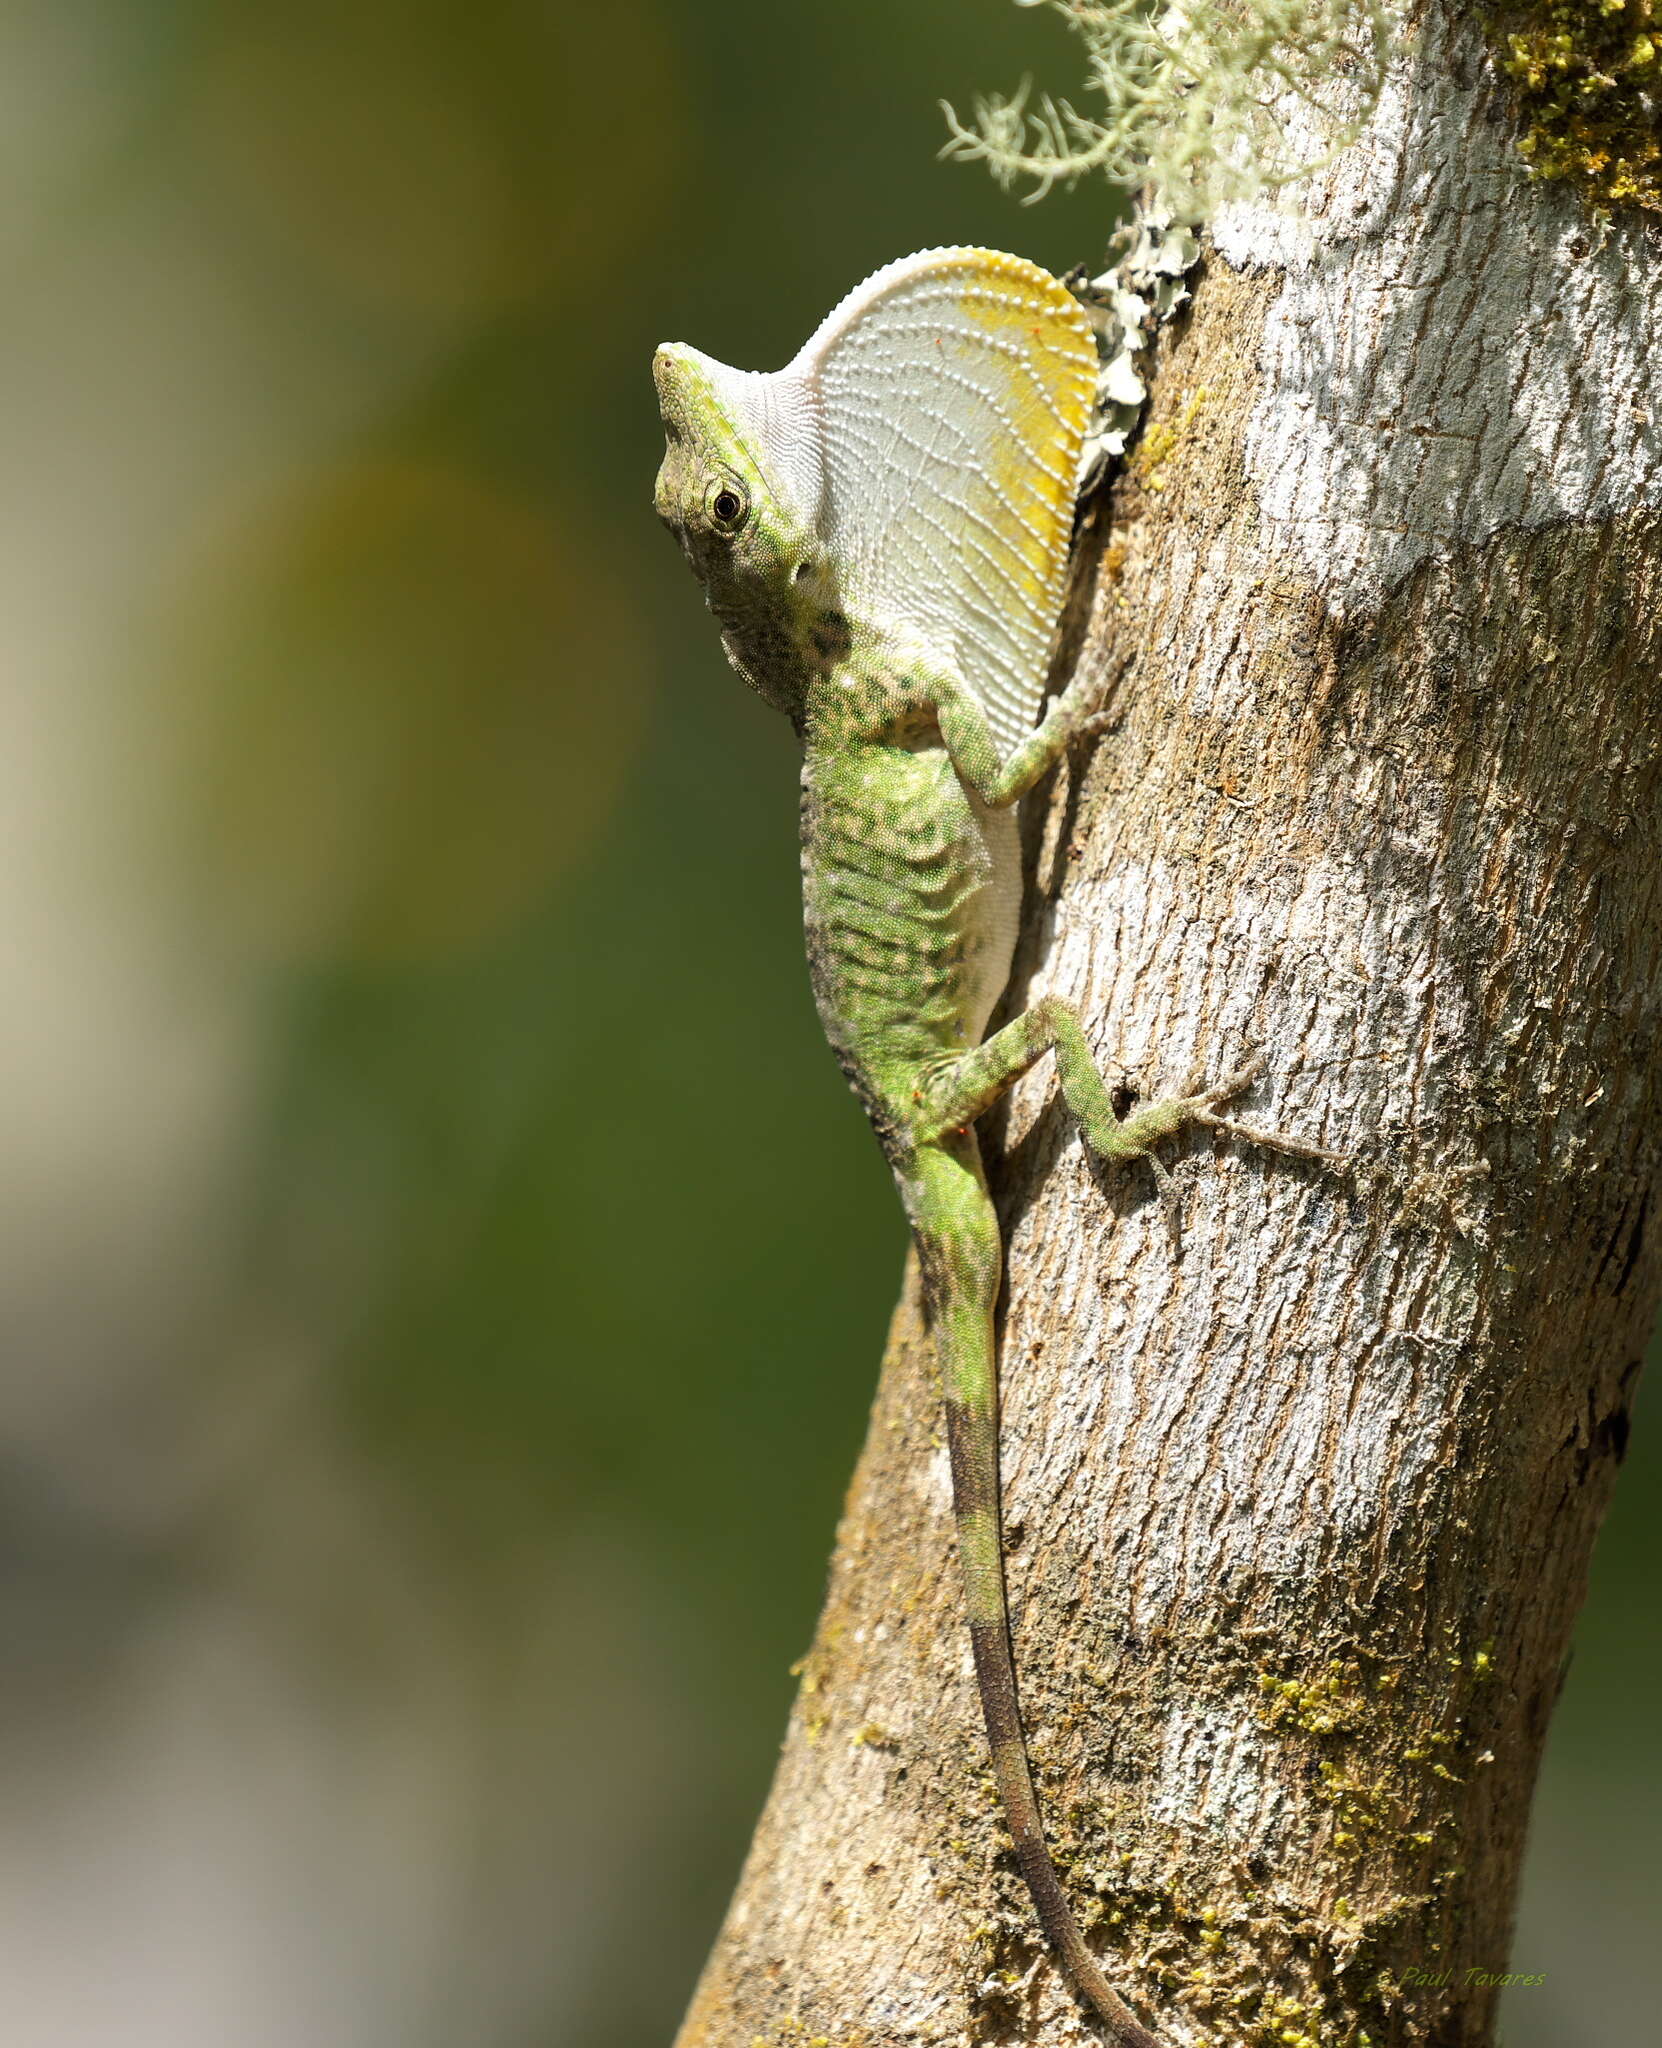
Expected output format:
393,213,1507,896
676,8,1662,2044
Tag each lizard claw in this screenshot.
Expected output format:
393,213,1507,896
1198,1110,1351,1167
1146,1148,1183,1243
1187,1054,1266,1112
1188,1054,1348,1166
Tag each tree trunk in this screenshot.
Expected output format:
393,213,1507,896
675,7,1662,2044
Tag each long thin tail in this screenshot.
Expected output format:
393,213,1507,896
918,1160,1160,2047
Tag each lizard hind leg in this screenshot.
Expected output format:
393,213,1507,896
919,997,1343,1220
902,1136,1160,2047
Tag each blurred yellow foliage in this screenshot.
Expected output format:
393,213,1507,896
188,2,680,335
149,459,648,961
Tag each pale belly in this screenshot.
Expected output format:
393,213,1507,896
799,735,1022,1112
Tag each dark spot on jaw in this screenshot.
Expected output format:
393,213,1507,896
810,609,853,667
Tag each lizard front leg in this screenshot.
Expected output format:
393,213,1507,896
929,661,1114,809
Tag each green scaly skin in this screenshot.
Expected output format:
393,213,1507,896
653,340,1331,2046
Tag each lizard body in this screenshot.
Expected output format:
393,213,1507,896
653,248,1326,2045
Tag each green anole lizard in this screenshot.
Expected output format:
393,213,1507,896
653,247,1336,2045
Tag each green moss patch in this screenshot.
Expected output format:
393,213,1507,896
1485,1,1661,212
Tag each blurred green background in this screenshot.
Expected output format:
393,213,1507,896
0,3,1650,2043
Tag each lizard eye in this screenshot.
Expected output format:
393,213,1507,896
707,479,748,534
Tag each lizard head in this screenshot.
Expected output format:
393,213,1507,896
654,250,1096,753
653,342,838,727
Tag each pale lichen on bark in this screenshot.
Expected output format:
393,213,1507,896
677,5,1660,2044
1212,5,1662,607
941,1,1401,220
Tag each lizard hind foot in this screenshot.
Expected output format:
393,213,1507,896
1101,1050,1347,1216
1186,1054,1350,1167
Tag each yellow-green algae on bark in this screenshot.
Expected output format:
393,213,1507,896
1484,0,1661,212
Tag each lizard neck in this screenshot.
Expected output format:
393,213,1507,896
801,641,944,751
701,565,858,730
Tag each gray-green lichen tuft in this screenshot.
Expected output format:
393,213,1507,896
941,0,1400,220
1483,0,1662,213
